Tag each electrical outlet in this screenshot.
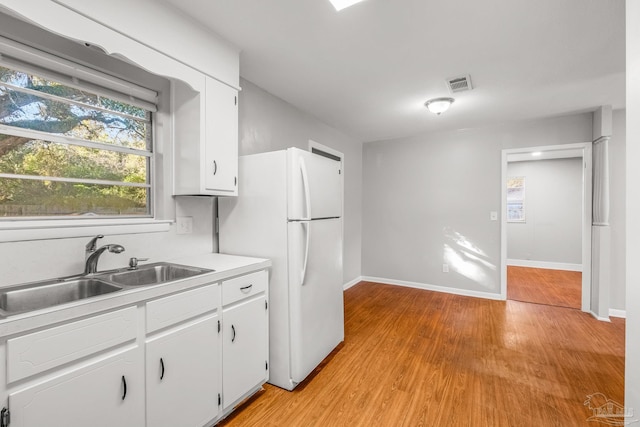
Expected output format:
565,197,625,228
442,263,449,273
176,216,193,234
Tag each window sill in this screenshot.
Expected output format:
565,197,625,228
0,218,173,242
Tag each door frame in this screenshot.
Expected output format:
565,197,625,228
500,142,592,312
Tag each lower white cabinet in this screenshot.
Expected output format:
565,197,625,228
222,271,269,410
146,313,220,427
223,297,268,409
7,347,144,427
1,269,269,427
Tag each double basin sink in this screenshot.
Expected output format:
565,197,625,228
0,262,213,317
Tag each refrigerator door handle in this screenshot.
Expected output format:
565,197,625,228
301,221,310,285
300,157,312,220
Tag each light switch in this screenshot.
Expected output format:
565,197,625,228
490,211,498,221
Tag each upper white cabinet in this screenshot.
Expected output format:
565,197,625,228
174,77,239,196
205,77,239,195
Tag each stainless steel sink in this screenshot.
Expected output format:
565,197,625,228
103,262,213,287
0,262,213,318
0,279,122,316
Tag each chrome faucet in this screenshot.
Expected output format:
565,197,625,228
84,243,125,275
85,234,104,260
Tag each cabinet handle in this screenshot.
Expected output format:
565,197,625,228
240,284,253,293
121,375,127,400
213,160,217,175
231,325,236,342
1,407,9,427
160,358,165,380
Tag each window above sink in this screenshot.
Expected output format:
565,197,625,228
0,61,155,219
0,12,175,242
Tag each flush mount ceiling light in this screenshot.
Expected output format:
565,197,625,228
425,97,455,115
328,0,367,11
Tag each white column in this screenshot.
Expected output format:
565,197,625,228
591,109,612,320
593,136,610,226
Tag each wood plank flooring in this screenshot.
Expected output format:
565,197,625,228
219,281,625,427
508,266,582,309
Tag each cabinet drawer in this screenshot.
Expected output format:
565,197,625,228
7,306,137,383
222,270,267,306
147,284,219,333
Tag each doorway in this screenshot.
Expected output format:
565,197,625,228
507,266,582,309
500,143,592,311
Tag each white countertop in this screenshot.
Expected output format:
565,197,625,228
0,253,270,338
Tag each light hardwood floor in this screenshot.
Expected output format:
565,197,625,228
219,281,625,427
507,266,582,309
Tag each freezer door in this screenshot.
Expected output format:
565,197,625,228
287,148,342,220
288,218,344,385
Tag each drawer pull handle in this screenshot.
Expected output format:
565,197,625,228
231,325,236,342
121,375,127,400
213,160,218,175
240,284,253,293
160,358,165,380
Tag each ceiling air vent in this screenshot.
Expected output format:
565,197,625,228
446,75,473,93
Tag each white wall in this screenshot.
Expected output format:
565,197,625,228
507,158,583,266
626,0,640,414
237,78,363,286
362,113,593,296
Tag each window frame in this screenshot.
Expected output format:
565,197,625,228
506,176,526,223
0,36,171,241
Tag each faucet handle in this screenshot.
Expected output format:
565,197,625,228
129,257,150,269
85,235,104,252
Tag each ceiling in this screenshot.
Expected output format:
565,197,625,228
160,0,625,143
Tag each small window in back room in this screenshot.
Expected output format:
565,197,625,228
507,176,526,222
0,63,153,218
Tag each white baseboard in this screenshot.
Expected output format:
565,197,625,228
343,276,363,291
360,276,503,301
589,311,611,322
507,259,582,272
609,309,626,318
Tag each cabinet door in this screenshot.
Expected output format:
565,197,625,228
223,295,268,409
8,347,143,427
146,313,220,427
205,76,238,194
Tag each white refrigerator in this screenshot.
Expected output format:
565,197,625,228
218,147,344,391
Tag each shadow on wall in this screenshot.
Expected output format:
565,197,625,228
443,227,496,289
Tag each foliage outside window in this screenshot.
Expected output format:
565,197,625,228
0,64,152,218
507,176,525,222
